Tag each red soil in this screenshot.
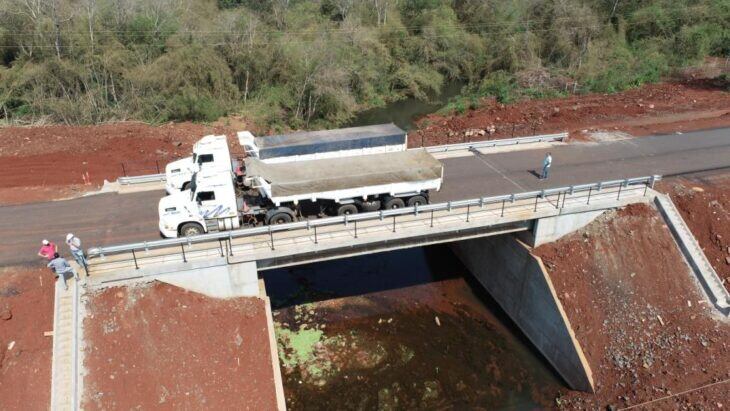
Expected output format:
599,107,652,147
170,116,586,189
533,204,730,410
0,122,235,202
82,282,278,410
659,175,730,287
411,80,730,147
0,266,55,411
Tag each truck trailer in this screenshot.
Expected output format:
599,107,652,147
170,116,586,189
164,124,407,193
158,149,443,238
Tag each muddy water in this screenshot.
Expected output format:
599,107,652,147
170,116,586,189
264,245,564,410
347,81,467,131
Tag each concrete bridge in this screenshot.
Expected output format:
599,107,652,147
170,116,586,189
82,176,664,394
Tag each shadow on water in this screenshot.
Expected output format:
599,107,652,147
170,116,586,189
264,243,566,410
346,80,467,131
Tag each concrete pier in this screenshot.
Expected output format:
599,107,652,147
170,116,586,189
450,235,595,392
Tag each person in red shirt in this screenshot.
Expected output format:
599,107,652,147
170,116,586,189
37,239,57,261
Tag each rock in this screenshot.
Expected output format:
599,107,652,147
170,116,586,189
648,104,655,109
0,306,11,321
725,256,730,265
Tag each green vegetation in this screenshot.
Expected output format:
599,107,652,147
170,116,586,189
0,0,727,127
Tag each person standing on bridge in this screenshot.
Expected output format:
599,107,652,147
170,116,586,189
541,152,553,180
47,253,79,291
66,233,88,274
37,239,57,261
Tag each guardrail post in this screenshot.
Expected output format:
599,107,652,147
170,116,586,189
587,187,592,205
534,195,539,212
131,249,139,270
466,204,471,222
269,226,275,250
180,244,187,263
228,233,234,256
314,226,318,244
354,220,358,238
218,239,224,257
555,192,561,209
430,210,434,227
501,199,506,217
392,216,396,232
617,182,623,200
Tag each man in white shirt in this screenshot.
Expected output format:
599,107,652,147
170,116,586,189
66,233,88,273
541,153,553,180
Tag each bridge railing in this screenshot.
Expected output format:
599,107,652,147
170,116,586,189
86,175,660,275
424,132,567,153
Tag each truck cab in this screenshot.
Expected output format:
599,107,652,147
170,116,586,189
165,135,232,193
159,168,240,238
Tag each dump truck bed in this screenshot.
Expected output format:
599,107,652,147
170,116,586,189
245,149,443,204
255,123,406,160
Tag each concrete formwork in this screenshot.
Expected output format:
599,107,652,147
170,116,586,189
450,235,595,392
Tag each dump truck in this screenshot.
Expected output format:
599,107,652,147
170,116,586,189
158,149,443,238
164,124,407,193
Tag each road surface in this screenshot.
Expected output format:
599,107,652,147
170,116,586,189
1,127,729,267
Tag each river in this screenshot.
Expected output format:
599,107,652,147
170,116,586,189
263,245,564,410
347,81,467,130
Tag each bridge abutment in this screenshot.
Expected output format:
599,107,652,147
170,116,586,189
520,210,605,247
157,260,260,298
450,235,595,392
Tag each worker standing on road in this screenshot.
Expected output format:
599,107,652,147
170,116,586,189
47,253,79,291
541,152,553,180
66,233,88,274
37,239,58,260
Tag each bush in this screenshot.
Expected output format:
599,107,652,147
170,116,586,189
478,71,516,104
166,91,226,122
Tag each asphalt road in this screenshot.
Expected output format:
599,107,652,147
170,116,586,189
2,127,729,267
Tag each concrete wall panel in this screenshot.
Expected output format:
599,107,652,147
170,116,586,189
450,235,594,392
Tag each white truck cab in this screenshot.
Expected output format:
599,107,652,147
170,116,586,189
165,135,232,193
159,168,240,237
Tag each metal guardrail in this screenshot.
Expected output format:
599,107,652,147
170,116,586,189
424,132,568,153
118,173,166,185
88,175,660,265
115,132,569,185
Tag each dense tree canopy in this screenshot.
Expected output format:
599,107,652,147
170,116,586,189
0,0,727,127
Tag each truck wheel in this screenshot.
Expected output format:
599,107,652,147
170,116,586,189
356,200,381,212
383,197,405,209
181,182,191,191
336,204,358,216
407,195,428,207
180,222,204,237
268,213,292,225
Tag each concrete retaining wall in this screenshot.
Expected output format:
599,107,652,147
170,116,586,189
157,260,260,298
450,235,595,392
521,210,605,247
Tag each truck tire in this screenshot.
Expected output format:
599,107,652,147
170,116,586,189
180,222,204,237
356,200,381,212
382,197,405,209
181,181,191,191
407,195,428,207
268,212,293,225
336,204,358,215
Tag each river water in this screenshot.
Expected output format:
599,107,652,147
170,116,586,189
347,81,467,130
264,245,564,410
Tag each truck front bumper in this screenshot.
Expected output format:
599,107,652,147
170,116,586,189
158,220,179,238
